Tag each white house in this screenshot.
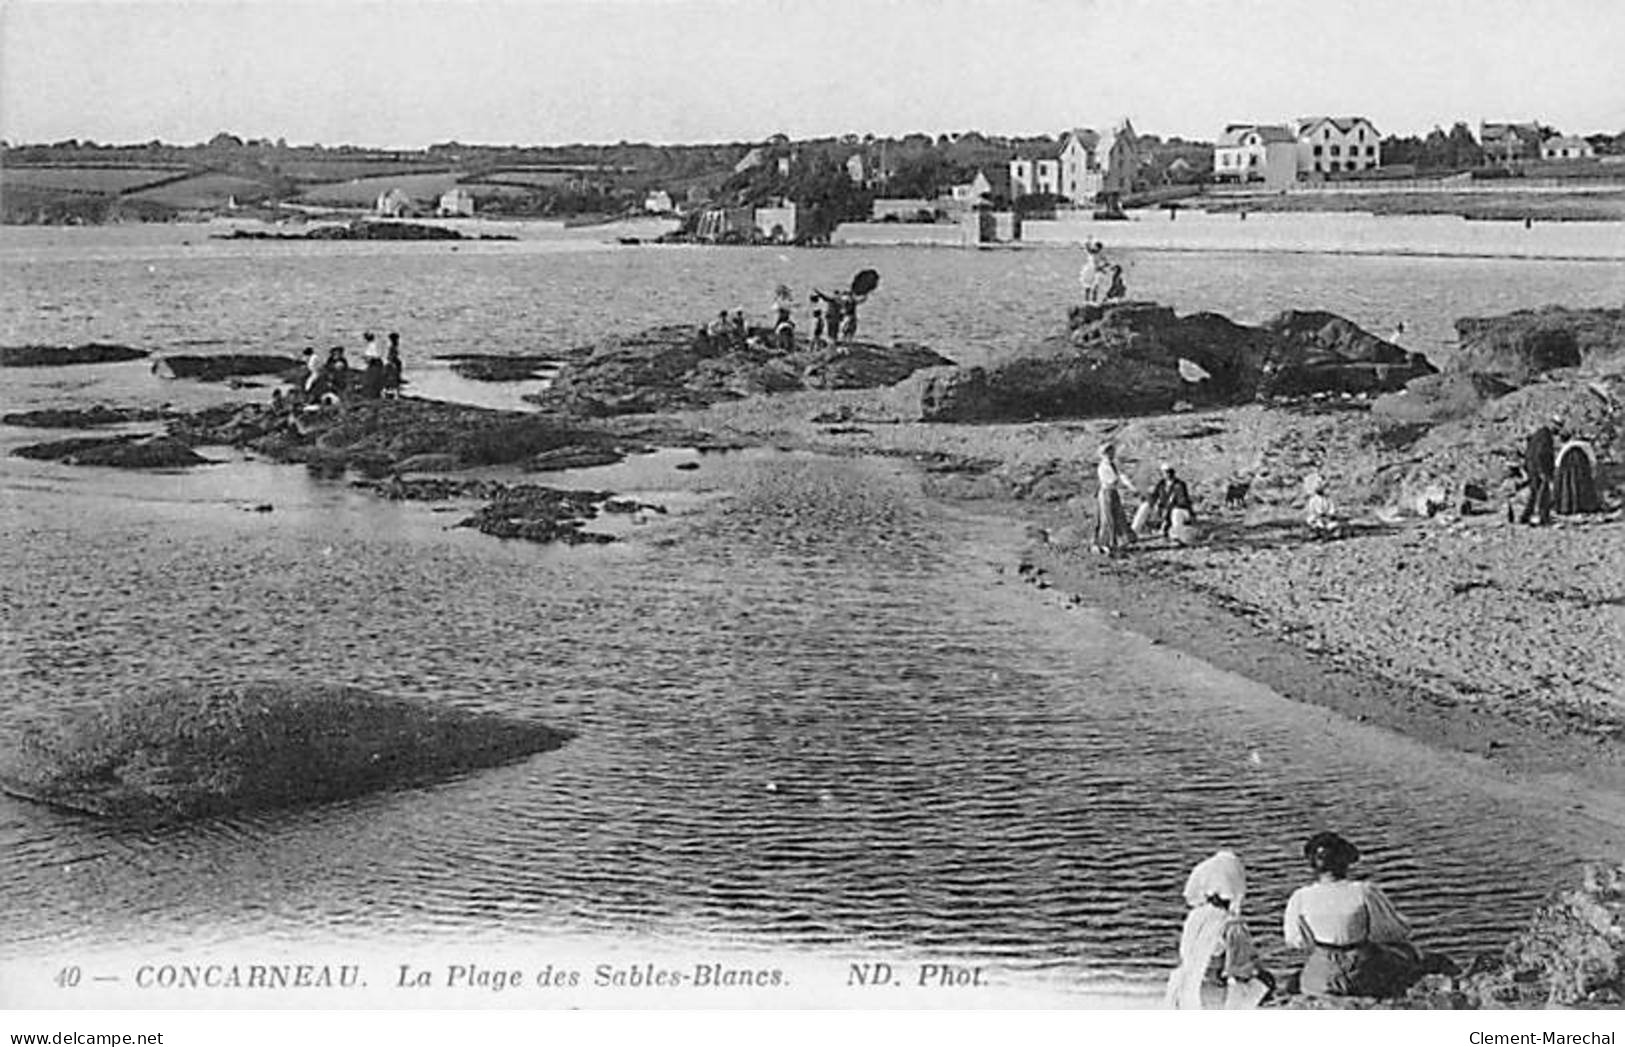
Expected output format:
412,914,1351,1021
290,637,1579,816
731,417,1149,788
643,190,674,213
846,153,866,185
950,170,994,203
1009,145,1063,199
1214,124,1299,189
1010,120,1139,204
754,202,798,241
437,187,475,217
374,188,412,218
1541,135,1595,160
1294,116,1381,176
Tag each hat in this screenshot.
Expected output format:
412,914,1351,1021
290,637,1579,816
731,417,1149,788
1159,461,1173,473
1183,850,1247,910
1097,444,1116,459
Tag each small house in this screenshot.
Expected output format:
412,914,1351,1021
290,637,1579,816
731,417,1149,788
374,188,412,218
754,202,798,241
437,187,475,217
644,190,674,214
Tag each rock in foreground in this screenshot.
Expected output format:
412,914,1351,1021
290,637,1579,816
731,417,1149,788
1,343,149,367
0,683,571,823
897,302,1436,423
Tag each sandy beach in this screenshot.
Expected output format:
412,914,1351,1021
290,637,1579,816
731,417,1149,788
664,358,1625,838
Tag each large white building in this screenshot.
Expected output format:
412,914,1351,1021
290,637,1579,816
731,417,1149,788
1294,116,1381,176
1213,124,1299,189
1009,119,1140,204
1541,135,1595,160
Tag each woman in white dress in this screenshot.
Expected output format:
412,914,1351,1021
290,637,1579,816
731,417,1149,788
1284,831,1420,998
1093,444,1136,555
1165,850,1274,1009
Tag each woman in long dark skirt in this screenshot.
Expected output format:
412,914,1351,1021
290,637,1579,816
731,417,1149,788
1553,438,1601,515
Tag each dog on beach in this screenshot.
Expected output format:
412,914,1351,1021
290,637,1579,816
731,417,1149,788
1224,480,1251,509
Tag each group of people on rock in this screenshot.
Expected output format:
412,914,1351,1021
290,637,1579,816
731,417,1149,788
1519,414,1600,524
698,283,867,356
1167,831,1424,1008
299,331,404,404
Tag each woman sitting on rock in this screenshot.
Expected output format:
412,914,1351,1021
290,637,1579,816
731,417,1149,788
1284,831,1421,999
1165,850,1274,1009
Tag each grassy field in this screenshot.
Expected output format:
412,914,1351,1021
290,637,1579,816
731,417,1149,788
480,168,580,187
126,173,277,208
1,166,189,194
297,171,465,206
1202,189,1625,222
277,159,453,182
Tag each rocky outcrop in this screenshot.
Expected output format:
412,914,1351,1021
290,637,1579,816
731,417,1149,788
171,398,632,474
13,434,210,468
1452,307,1625,383
214,222,512,242
0,682,570,823
455,486,621,544
1,343,148,367
898,302,1436,423
533,324,953,417
439,354,561,382
1385,370,1625,513
1371,371,1517,426
2,405,174,428
153,354,304,382
356,475,663,544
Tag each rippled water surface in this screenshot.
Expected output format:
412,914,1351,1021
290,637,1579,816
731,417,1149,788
2,225,1623,998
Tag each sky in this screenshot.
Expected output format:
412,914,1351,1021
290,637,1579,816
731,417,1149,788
2,0,1623,148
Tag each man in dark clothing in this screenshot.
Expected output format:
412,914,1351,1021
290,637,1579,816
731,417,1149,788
1147,463,1194,537
1519,418,1559,525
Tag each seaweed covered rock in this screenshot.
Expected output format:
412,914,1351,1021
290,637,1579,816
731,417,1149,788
439,354,561,382
455,485,618,544
13,434,210,468
0,683,572,823
153,354,304,382
900,301,1435,423
534,324,953,417
0,343,148,367
1453,307,1625,384
2,405,174,428
173,398,630,474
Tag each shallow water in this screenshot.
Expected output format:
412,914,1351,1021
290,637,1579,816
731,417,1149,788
2,227,1623,999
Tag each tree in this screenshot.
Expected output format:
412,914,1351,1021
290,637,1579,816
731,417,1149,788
1445,122,1484,168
